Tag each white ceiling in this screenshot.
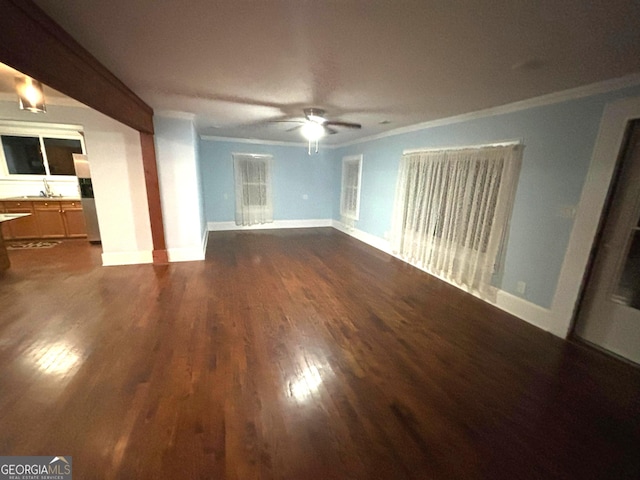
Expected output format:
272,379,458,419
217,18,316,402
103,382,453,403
7,1,640,143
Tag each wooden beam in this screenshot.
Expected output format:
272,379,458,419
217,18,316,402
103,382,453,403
140,132,168,265
0,0,169,265
0,0,154,134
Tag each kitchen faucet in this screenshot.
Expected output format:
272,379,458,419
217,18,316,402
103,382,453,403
42,178,53,197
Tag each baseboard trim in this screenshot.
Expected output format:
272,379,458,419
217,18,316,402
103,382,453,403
331,220,558,337
331,220,392,253
201,227,209,254
208,219,333,231
167,246,205,263
102,250,153,266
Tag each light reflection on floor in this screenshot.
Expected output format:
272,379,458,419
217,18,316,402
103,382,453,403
288,364,324,402
28,340,83,376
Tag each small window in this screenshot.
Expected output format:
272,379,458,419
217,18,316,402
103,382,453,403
43,138,83,175
233,153,273,226
1,135,46,175
340,154,363,220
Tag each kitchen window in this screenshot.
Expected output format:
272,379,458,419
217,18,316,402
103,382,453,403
0,124,85,178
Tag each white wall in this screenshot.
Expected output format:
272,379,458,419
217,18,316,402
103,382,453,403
154,114,206,262
0,98,153,265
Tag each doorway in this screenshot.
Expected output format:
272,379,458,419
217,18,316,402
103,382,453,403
574,120,640,364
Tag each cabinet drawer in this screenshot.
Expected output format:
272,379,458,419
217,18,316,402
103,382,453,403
61,201,82,209
4,201,34,211
34,201,62,211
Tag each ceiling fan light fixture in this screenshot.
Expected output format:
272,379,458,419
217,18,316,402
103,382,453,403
300,121,325,141
304,108,327,125
15,76,46,113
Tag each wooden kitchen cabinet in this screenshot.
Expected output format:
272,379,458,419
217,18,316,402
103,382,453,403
0,202,8,240
34,201,66,238
61,201,87,238
0,200,87,239
2,201,39,239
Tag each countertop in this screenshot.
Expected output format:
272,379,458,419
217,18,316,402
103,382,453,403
0,213,31,223
1,196,82,202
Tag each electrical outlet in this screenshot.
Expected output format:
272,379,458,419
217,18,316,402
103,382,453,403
223,193,228,200
302,194,309,200
516,281,526,295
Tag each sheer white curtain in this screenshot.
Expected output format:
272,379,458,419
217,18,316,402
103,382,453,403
233,153,273,226
391,144,523,299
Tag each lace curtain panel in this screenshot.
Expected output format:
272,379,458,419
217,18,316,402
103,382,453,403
233,154,273,226
340,155,362,220
390,144,523,299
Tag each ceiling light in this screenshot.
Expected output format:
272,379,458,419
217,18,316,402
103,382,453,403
300,121,325,155
15,76,46,113
300,121,325,141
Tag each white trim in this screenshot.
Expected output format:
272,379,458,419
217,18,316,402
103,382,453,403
403,140,521,155
208,219,332,231
154,110,196,121
331,220,391,253
230,152,273,159
332,219,559,335
336,73,640,148
168,246,205,263
495,290,557,335
101,250,153,266
0,120,84,135
200,135,311,148
549,95,640,338
202,227,209,254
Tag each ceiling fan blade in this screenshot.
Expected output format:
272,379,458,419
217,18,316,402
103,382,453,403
286,124,303,132
324,120,362,129
324,126,338,135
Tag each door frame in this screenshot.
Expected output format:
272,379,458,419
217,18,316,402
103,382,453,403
569,119,640,356
551,95,640,338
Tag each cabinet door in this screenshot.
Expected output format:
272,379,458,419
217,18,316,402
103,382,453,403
61,201,87,238
0,202,10,240
35,201,65,239
4,202,38,239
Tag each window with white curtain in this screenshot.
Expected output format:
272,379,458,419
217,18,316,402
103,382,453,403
232,153,273,226
340,154,363,221
390,144,523,299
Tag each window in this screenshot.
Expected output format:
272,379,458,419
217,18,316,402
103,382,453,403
390,144,523,299
340,154,363,221
43,138,83,175
233,153,273,226
2,136,45,175
0,125,85,177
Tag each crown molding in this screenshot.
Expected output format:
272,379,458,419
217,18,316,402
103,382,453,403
200,134,311,148
335,72,640,148
154,110,196,121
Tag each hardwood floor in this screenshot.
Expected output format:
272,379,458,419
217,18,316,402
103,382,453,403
0,229,638,479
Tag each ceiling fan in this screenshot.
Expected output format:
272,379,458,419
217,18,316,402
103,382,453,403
279,108,361,154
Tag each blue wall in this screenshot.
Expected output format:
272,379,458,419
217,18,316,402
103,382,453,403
199,139,333,223
198,85,640,309
331,84,640,308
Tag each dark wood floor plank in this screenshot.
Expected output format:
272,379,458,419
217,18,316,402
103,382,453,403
0,231,639,479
